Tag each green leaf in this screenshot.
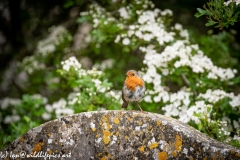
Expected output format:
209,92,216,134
197,8,205,14
23,116,31,123
197,8,209,16
195,12,203,18
207,105,212,113
195,8,208,18
233,11,240,19
205,20,218,26
197,122,203,131
63,1,74,8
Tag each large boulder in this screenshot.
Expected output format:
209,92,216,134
1,111,240,159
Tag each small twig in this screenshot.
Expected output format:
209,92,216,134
181,73,190,86
181,73,198,97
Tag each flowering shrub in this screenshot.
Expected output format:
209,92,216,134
195,0,240,29
0,26,121,148
0,0,240,149
79,0,240,146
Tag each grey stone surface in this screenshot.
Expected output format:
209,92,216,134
1,110,240,159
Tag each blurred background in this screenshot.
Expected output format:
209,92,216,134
1,0,240,98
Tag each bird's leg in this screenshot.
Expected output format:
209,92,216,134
136,102,143,112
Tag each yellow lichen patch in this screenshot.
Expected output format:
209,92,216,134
102,116,108,123
115,131,119,136
55,150,58,153
106,123,111,130
103,130,111,136
101,122,110,130
203,157,207,160
172,151,177,157
101,115,113,145
127,117,133,122
157,120,162,126
103,130,111,144
158,151,168,160
91,128,96,132
149,142,159,150
48,149,53,154
113,117,120,124
138,121,143,126
19,136,24,142
107,153,112,158
132,113,138,118
47,133,50,137
125,136,129,140
162,126,165,130
100,156,107,160
236,153,240,157
96,133,99,138
101,115,111,130
138,146,145,152
175,135,182,152
32,141,44,153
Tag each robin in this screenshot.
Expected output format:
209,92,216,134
122,70,146,111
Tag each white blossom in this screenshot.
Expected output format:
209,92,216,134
233,120,240,129
122,38,130,45
174,23,183,30
114,35,121,43
4,114,20,124
0,98,21,110
161,9,173,16
61,56,82,72
118,7,130,19
55,108,74,118
198,89,240,109
20,26,71,74
45,104,54,113
229,95,240,107
224,0,240,6
42,113,51,120
233,135,240,141
144,95,152,102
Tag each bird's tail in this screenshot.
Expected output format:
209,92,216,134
121,101,129,108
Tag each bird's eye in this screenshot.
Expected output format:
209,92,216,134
132,73,135,76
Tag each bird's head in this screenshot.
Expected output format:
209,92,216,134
125,70,139,77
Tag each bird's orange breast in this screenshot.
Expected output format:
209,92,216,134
125,76,144,91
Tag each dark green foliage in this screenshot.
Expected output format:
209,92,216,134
195,0,240,29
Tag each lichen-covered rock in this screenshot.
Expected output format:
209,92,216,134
1,111,240,159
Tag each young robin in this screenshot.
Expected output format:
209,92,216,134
122,70,146,111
